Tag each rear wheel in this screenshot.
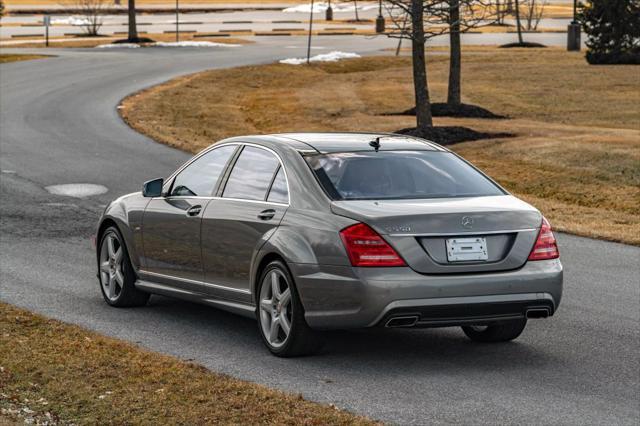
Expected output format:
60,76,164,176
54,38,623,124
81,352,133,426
462,319,527,343
98,226,149,307
257,260,323,357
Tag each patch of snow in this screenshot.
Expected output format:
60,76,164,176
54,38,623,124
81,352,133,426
285,45,326,50
153,41,239,48
45,183,108,198
96,43,140,49
51,16,91,26
283,2,378,13
279,50,360,65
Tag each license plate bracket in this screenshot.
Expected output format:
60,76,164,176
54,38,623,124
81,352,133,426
446,237,488,262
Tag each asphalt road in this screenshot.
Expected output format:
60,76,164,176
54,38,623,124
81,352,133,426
1,39,639,425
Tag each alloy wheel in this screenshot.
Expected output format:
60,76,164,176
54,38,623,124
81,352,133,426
99,232,124,302
259,269,292,348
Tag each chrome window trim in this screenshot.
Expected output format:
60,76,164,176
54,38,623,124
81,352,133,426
139,269,252,295
161,142,291,206
151,195,288,208
387,228,537,237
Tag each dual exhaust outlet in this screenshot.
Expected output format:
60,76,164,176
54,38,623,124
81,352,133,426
525,307,550,319
384,308,551,328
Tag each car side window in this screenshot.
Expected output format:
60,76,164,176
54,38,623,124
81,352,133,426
267,167,289,204
170,145,236,197
223,146,280,201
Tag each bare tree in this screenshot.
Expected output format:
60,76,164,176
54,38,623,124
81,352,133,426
514,0,524,44
495,0,509,25
75,0,109,36
521,0,547,31
444,1,496,105
386,1,497,115
353,0,360,22
128,0,138,41
386,0,438,129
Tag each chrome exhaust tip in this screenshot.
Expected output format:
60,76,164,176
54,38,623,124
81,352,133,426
385,315,419,328
526,308,550,319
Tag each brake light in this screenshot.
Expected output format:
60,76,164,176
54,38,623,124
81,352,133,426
528,217,559,261
340,223,406,267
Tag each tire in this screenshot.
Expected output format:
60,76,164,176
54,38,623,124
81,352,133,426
98,226,150,307
256,260,323,357
462,318,527,343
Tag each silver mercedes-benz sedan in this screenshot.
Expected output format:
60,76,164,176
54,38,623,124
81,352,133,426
95,133,562,357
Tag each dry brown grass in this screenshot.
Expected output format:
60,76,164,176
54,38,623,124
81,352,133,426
1,34,251,48
120,48,640,245
0,303,376,425
0,53,50,62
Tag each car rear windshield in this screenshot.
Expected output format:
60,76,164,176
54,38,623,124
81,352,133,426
304,151,505,200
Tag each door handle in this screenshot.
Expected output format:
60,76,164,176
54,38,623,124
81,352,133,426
257,209,276,221
186,205,202,217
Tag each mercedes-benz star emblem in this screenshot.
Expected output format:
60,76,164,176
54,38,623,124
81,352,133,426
461,216,474,228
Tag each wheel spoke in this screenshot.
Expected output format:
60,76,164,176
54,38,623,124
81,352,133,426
270,271,280,300
106,235,115,258
269,318,280,343
100,261,110,273
108,275,116,299
113,247,123,264
279,313,291,336
280,288,291,309
114,270,124,287
260,298,272,313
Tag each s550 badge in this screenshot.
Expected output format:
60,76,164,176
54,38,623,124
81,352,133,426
386,225,412,233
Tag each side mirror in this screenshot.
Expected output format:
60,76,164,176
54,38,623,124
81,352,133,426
142,178,164,198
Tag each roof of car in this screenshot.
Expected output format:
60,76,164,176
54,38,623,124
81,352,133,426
270,132,446,154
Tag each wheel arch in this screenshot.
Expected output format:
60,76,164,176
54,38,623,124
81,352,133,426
96,214,141,274
252,252,288,304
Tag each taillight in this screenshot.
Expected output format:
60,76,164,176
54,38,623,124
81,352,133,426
528,217,559,261
340,223,406,267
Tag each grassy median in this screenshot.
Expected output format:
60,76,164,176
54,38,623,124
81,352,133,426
0,34,252,49
0,53,49,63
0,303,374,425
121,47,639,245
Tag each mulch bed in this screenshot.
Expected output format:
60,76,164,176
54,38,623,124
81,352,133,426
394,126,513,146
500,42,547,48
113,37,155,44
389,102,507,119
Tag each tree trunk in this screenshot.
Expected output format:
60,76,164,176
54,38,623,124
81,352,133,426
128,0,138,41
410,0,433,130
514,0,524,44
447,0,462,106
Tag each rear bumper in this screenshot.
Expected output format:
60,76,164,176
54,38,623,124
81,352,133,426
290,259,563,330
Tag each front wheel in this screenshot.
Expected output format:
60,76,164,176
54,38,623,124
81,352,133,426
462,318,527,343
256,260,323,357
98,226,150,307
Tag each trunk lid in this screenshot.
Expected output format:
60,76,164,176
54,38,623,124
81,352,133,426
331,195,542,274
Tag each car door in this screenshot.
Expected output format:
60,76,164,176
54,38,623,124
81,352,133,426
141,144,238,285
201,145,289,301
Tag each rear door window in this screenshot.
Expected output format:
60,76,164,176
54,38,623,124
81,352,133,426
170,145,237,197
266,167,289,204
223,146,280,201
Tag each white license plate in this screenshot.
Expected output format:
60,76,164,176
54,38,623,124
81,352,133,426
446,237,488,262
